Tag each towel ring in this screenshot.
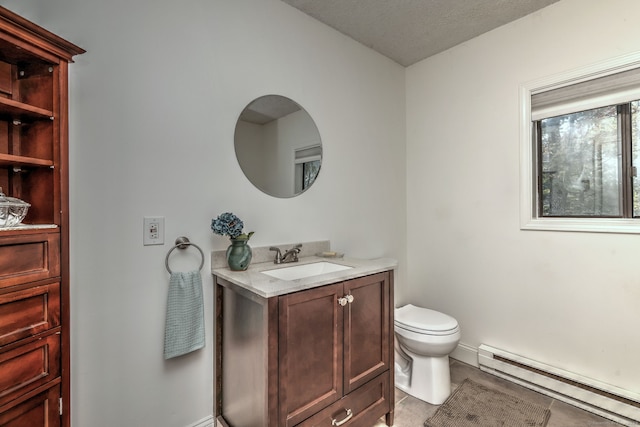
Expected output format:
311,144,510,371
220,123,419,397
165,237,205,274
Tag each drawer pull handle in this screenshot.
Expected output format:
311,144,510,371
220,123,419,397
331,408,353,426
345,294,354,304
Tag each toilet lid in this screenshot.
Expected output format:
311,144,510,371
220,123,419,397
395,304,459,335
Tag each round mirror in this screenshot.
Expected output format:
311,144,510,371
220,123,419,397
234,95,322,198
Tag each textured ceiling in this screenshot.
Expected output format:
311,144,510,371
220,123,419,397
281,0,560,66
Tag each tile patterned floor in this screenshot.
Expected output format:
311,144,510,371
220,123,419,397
374,359,624,427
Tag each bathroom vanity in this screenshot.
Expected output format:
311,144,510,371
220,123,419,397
213,250,397,427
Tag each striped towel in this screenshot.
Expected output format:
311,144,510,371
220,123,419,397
164,270,205,359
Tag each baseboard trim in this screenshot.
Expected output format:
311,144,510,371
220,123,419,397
450,342,478,367
449,343,639,426
186,415,214,427
478,344,640,426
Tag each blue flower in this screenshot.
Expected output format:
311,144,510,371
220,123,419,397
211,212,254,240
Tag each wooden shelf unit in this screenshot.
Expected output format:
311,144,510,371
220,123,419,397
0,6,84,427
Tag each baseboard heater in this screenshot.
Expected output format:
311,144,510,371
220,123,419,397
478,344,640,426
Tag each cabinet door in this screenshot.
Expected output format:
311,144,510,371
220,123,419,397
279,283,343,427
343,272,390,394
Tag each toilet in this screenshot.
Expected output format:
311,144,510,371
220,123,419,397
394,304,461,405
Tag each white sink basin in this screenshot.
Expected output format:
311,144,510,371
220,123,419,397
262,261,352,281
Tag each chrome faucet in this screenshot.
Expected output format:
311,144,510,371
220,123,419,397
269,244,302,264
282,244,302,263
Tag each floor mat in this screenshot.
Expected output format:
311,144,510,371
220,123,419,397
424,378,551,427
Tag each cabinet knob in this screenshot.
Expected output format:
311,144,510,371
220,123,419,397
338,295,355,306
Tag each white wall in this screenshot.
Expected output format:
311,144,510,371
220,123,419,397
2,1,406,426
406,0,640,392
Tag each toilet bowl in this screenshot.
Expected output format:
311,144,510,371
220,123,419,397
394,304,460,405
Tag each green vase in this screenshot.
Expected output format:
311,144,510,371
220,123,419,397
226,238,252,271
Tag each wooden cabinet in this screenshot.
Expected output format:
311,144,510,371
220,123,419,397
0,7,84,427
215,270,394,427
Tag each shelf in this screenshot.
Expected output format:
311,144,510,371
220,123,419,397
0,224,57,232
0,154,53,167
0,97,53,121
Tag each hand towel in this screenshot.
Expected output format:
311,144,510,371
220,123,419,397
164,270,205,359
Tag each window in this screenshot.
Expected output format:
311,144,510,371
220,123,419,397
520,53,640,233
537,103,640,218
302,159,321,190
294,145,321,194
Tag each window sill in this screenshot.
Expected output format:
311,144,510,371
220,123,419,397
521,217,640,234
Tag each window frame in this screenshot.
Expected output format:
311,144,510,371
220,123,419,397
293,144,322,194
520,52,640,234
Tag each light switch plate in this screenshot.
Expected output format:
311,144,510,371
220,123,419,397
143,216,164,245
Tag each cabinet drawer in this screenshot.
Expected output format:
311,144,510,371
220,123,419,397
0,232,60,289
0,332,60,407
0,282,60,347
297,373,389,427
0,383,60,427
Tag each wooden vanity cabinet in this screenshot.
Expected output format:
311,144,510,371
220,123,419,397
0,7,84,427
215,270,394,427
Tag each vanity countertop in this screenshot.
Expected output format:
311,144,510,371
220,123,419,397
212,256,397,299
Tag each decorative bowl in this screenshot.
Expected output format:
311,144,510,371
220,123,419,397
0,187,30,227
